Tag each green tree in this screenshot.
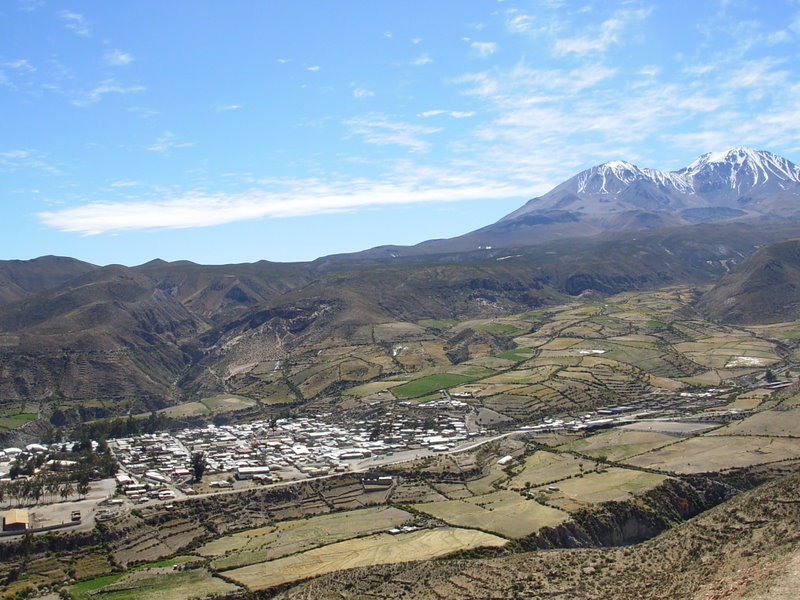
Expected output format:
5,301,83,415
191,452,207,482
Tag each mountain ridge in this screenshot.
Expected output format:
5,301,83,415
335,147,800,260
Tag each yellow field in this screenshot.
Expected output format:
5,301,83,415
157,402,209,417
507,451,596,488
225,527,507,590
343,380,405,397
535,468,667,512
707,409,800,437
199,506,410,569
623,435,800,473
413,490,568,538
539,337,583,350
558,429,678,461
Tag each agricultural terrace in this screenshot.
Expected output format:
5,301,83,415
224,527,507,590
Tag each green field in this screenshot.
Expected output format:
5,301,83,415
392,373,476,398
0,412,37,430
495,348,536,362
71,569,238,600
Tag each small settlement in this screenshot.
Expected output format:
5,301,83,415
109,411,477,494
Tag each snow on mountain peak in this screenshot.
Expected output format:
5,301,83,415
576,160,692,195
681,147,800,193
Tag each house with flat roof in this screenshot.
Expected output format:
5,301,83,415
3,509,29,532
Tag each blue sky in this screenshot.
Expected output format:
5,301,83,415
2,0,800,265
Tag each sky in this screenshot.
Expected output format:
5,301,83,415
2,0,800,266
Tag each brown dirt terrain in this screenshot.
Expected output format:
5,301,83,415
276,472,800,600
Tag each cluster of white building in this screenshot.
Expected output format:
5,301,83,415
109,412,476,486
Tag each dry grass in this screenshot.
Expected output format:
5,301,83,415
413,490,568,538
624,435,800,473
534,468,668,511
225,527,508,590
199,506,411,569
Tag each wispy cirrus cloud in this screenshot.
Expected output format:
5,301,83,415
345,115,441,152
71,78,145,106
109,180,141,188
4,59,36,73
0,148,61,174
412,53,432,66
470,41,497,58
216,104,242,111
59,10,90,37
352,88,374,99
146,131,194,154
417,109,475,118
104,49,134,66
553,7,652,56
505,9,534,33
18,0,44,11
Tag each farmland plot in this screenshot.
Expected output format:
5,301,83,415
534,468,668,512
225,528,507,591
199,506,411,570
507,451,597,489
623,435,800,473
559,429,680,461
413,489,568,538
707,408,800,438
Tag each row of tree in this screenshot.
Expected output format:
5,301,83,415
0,473,90,507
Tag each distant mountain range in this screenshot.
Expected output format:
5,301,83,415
2,147,800,419
341,147,800,258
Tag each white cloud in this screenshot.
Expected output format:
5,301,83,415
4,59,36,73
59,10,90,37
471,41,497,58
412,53,432,66
553,8,651,56
417,110,475,118
383,31,393,38
216,104,242,111
353,88,374,99
418,110,447,117
306,65,321,71
345,115,441,152
18,0,44,11
411,38,422,44
104,49,134,66
37,171,531,235
72,79,145,106
128,106,160,119
0,148,61,174
146,131,193,154
110,180,141,187
791,12,800,34
505,10,534,33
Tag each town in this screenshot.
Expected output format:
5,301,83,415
108,407,479,495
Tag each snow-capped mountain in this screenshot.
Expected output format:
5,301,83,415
680,147,800,199
501,147,800,225
336,147,800,259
